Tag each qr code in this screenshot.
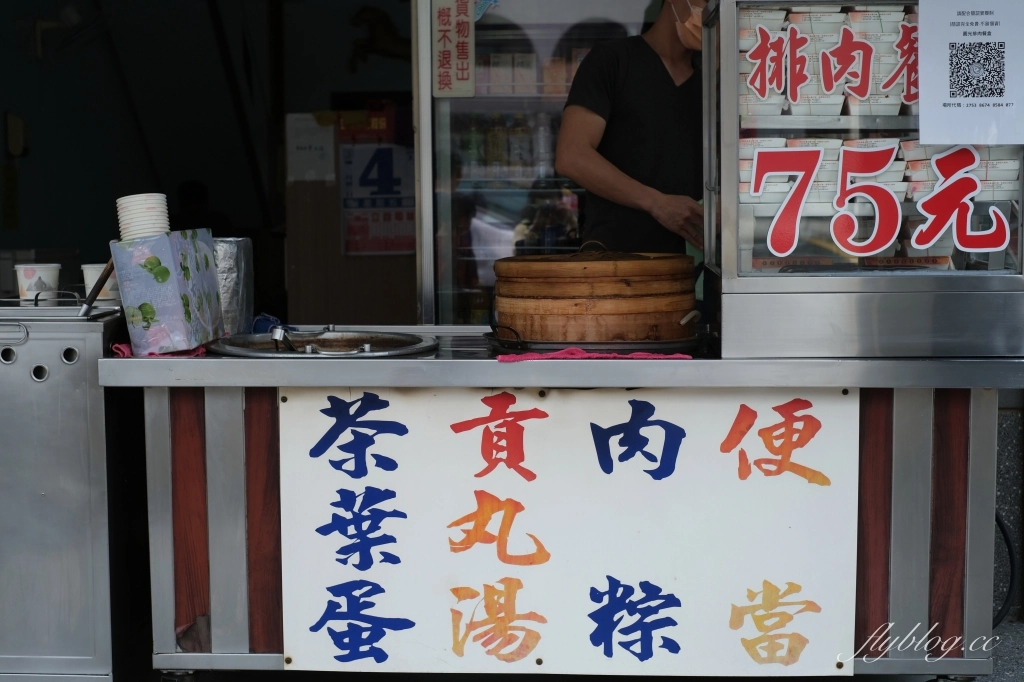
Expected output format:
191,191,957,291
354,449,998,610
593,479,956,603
949,42,1006,98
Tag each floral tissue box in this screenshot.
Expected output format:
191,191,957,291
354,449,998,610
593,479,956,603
110,229,224,355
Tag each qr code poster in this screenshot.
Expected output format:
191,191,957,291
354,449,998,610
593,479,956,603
921,0,1024,144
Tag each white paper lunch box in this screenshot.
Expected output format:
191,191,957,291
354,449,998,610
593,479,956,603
909,181,1020,201
739,182,792,204
789,94,845,116
738,9,787,31
906,160,1021,182
739,94,787,116
848,11,906,33
739,137,787,159
788,138,844,161
846,95,903,115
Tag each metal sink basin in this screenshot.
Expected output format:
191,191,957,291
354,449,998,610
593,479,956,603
208,327,438,359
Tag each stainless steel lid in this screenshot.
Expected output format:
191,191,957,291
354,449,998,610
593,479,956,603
208,328,439,359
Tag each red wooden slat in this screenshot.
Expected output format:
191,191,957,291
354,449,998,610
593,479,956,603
170,387,211,651
855,388,893,656
245,388,284,652
929,388,971,658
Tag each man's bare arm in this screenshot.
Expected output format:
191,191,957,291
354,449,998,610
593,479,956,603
555,104,703,248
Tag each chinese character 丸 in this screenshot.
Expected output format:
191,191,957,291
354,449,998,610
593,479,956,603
719,399,831,486
450,577,547,662
911,146,1011,253
310,580,415,663
450,392,548,482
820,26,874,100
880,22,919,104
316,486,407,570
309,393,409,479
590,400,686,480
448,490,550,565
588,576,681,661
729,580,821,666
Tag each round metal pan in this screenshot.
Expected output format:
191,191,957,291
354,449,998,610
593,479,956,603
208,331,439,359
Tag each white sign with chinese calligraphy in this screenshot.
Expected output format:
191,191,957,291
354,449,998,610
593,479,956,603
432,0,475,98
920,0,1024,144
280,388,860,676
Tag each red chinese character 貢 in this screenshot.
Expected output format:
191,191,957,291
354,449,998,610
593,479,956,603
786,25,810,104
830,145,903,257
881,22,919,104
820,26,875,100
911,146,1010,253
746,25,786,99
719,399,830,486
450,392,548,482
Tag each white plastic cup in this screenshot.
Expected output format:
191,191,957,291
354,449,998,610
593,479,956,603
82,264,119,300
118,207,168,220
14,264,61,305
116,193,166,208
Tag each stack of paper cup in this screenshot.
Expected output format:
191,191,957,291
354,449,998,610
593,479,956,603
116,193,169,241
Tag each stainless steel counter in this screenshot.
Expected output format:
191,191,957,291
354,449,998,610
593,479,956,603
98,329,1024,388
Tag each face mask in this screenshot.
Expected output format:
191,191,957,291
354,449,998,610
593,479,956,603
669,0,702,50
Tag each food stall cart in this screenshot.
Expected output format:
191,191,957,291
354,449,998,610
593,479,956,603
98,0,1018,677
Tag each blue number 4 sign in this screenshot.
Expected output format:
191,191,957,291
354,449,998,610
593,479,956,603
359,148,402,196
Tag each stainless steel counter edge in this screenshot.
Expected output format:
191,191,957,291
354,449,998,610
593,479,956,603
98,357,1024,388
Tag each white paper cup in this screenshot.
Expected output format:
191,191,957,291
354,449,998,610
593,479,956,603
120,230,169,241
82,264,119,299
116,193,166,207
14,264,61,301
120,218,170,229
118,206,168,219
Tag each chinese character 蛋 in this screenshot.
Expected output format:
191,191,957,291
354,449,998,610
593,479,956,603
450,392,548,481
591,399,686,480
448,490,550,565
316,486,407,570
311,580,415,663
451,577,547,662
729,580,821,666
719,399,831,486
310,393,409,479
588,576,681,661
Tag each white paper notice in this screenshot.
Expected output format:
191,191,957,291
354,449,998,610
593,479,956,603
920,0,1024,144
286,114,336,183
431,0,475,98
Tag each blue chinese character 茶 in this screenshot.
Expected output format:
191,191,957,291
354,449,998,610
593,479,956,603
310,580,415,663
316,486,407,570
310,393,409,478
588,575,681,661
590,400,686,480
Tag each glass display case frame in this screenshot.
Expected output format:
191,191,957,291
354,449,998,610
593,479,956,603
704,0,1024,358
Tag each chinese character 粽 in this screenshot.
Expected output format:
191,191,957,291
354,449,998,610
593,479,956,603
448,490,550,565
591,399,686,480
588,576,681,661
719,398,830,486
310,580,415,663
310,393,409,479
450,577,547,662
729,580,821,666
450,392,549,482
316,486,407,570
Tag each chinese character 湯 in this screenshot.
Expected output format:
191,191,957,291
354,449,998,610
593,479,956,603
451,577,547,662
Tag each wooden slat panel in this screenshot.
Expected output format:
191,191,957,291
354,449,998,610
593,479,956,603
245,388,284,652
930,388,971,658
855,388,893,655
170,387,211,651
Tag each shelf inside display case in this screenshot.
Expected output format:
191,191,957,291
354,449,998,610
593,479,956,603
741,115,919,131
450,95,569,116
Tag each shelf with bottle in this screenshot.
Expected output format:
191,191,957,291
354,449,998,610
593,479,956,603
449,95,569,116
450,111,561,187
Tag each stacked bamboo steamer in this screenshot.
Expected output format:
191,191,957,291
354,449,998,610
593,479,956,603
494,253,696,343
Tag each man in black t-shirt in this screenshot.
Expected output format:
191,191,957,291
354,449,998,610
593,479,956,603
555,0,706,254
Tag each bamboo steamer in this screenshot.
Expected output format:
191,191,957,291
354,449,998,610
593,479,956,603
493,253,697,343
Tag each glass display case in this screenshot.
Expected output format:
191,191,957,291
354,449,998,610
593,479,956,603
704,0,1024,357
419,0,655,324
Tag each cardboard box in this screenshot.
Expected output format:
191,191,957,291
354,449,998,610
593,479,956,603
514,53,537,94
543,58,568,94
490,54,513,94
110,229,224,355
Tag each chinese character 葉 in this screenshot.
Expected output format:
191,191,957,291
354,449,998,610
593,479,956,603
311,580,415,663
316,486,407,570
591,400,686,480
451,577,547,662
310,393,409,479
588,576,681,661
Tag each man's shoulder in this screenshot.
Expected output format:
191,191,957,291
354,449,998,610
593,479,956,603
588,34,644,58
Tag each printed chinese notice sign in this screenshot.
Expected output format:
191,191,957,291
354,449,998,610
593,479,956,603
340,144,416,255
280,388,860,675
920,0,1024,144
432,0,475,98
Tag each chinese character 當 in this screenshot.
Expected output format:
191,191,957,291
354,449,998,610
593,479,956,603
448,490,550,565
591,399,686,480
588,576,681,661
310,393,409,479
311,580,415,663
719,399,830,486
316,486,407,570
450,392,548,482
729,580,821,666
451,577,547,662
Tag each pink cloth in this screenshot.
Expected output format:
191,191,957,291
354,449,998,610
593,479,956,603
112,343,207,359
497,347,691,362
